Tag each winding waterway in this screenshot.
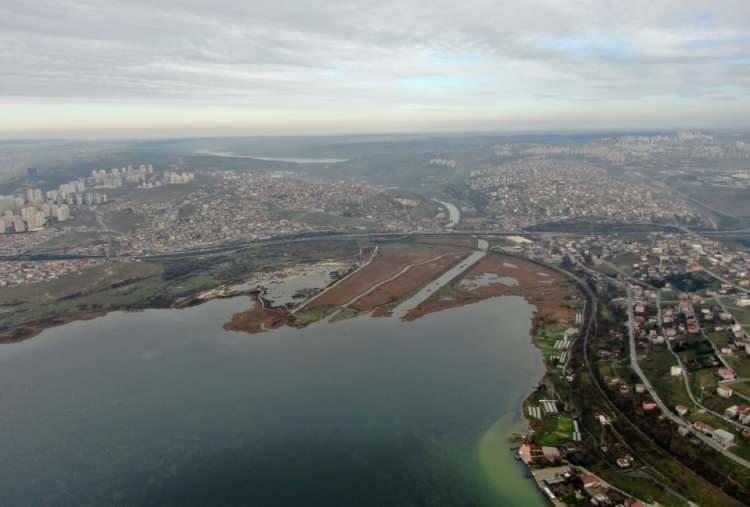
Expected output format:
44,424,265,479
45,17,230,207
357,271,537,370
0,294,546,506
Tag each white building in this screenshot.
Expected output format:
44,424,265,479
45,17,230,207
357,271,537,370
717,386,734,399
712,428,736,448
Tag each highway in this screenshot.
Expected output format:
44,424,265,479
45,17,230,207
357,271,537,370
0,230,550,262
431,199,461,228
0,224,680,263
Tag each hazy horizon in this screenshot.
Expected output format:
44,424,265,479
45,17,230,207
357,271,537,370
2,0,750,137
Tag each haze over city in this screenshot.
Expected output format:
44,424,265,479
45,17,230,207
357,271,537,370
2,0,750,137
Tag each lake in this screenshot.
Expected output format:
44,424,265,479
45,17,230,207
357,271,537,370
195,150,350,163
0,295,546,506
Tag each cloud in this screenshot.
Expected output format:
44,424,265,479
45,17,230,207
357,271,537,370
1,0,749,134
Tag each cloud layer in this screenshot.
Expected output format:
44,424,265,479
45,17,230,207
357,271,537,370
2,0,750,135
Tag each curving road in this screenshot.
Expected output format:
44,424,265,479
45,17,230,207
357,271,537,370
432,199,461,228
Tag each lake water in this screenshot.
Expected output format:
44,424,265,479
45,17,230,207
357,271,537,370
196,150,350,163
0,295,546,506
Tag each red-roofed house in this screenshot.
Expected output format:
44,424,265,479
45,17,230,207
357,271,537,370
694,421,715,435
642,401,658,412
580,474,600,489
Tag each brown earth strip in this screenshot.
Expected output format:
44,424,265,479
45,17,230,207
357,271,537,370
223,294,290,334
222,243,470,333
351,253,467,312
301,244,467,311
403,254,576,331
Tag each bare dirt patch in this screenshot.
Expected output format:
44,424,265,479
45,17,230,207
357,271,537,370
403,254,576,330
221,243,470,333
302,244,467,312
350,252,467,312
223,295,290,334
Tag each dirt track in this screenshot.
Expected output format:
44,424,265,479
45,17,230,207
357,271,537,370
301,244,468,312
222,243,469,333
222,245,576,335
349,253,467,313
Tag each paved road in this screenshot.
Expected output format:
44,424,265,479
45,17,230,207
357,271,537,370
0,227,666,263
626,287,750,467
702,267,750,295
656,291,750,432
432,199,461,228
580,256,750,468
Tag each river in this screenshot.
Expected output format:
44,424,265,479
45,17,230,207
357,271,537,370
0,295,546,506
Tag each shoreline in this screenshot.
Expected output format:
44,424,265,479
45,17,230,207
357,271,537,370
0,311,108,344
0,249,574,503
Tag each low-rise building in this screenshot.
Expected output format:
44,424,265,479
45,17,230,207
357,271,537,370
717,386,734,398
713,428,736,448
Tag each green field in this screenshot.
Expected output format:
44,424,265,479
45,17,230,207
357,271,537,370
708,330,731,349
536,415,573,447
721,299,750,325
640,349,692,407
0,239,367,334
610,253,640,273
533,324,569,368
591,466,684,507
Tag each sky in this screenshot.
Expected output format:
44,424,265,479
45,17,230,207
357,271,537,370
1,0,750,138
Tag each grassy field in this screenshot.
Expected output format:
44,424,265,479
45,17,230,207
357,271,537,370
591,466,684,507
708,330,731,349
660,289,677,301
691,369,719,397
610,252,640,274
292,306,332,326
730,381,750,397
726,355,750,378
536,415,573,447
0,262,163,305
640,349,692,407
721,299,750,325
0,239,368,334
104,208,146,234
329,307,360,322
533,324,569,368
599,305,615,323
